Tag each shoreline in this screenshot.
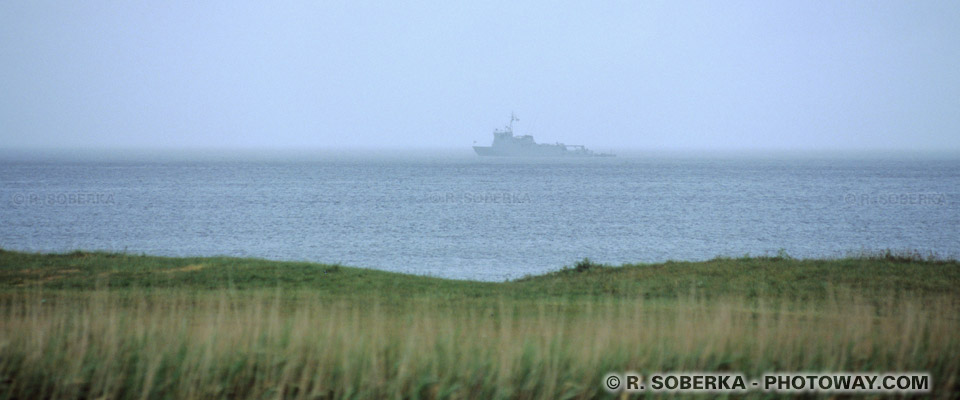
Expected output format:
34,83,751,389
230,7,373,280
2,248,957,298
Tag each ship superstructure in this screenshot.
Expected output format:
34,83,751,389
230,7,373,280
472,114,613,157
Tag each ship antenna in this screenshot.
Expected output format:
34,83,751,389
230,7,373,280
509,112,519,129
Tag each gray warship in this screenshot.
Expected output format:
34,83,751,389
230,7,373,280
473,114,614,157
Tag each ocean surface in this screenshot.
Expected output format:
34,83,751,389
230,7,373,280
2,150,958,281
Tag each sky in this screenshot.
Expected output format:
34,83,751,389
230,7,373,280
1,0,959,151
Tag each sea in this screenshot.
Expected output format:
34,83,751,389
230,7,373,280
1,149,958,281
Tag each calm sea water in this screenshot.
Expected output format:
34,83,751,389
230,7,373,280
2,150,958,280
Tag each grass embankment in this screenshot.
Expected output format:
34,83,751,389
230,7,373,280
0,249,958,399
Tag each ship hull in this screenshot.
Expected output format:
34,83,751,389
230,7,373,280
473,146,612,157
473,114,614,157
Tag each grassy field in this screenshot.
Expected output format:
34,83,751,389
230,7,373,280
0,249,958,399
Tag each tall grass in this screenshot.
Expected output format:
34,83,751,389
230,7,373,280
1,289,957,399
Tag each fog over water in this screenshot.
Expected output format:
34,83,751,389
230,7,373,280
2,1,959,152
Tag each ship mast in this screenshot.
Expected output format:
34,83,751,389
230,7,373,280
508,112,519,131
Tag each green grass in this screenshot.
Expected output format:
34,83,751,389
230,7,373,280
2,249,958,301
0,249,958,399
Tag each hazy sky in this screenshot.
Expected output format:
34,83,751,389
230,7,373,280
2,1,959,151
